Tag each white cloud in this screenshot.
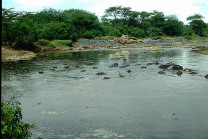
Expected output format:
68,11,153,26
14,0,60,10
7,0,208,23
85,0,208,23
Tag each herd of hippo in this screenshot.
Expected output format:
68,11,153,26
39,58,208,79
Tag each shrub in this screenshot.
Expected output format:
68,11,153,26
1,101,36,139
35,39,56,48
14,40,41,52
51,40,73,47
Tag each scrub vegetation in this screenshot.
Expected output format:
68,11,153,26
2,6,208,51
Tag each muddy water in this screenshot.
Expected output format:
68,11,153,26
1,48,208,139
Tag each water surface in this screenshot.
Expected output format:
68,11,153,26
2,48,208,139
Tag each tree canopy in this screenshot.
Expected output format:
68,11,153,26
1,7,208,49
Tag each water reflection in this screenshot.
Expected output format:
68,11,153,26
1,48,208,139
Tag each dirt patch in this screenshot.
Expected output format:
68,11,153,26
191,49,208,55
1,46,37,62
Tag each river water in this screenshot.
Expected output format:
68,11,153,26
1,48,208,139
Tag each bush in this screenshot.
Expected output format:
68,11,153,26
51,40,73,47
14,40,41,52
35,39,56,48
1,101,36,139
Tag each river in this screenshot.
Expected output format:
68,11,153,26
1,48,208,139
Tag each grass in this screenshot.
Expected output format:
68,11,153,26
51,40,72,47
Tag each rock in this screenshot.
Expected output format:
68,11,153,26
53,66,57,69
205,74,208,79
81,70,86,72
109,63,118,68
92,67,97,69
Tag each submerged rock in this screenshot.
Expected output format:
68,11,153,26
205,74,208,79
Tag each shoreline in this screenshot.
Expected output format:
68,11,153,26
1,38,208,62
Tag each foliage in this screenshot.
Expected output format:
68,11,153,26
35,39,56,48
187,14,207,36
1,101,36,139
162,15,184,36
51,40,73,47
2,7,208,50
62,9,104,38
14,40,41,52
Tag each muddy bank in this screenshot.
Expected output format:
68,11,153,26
2,37,208,62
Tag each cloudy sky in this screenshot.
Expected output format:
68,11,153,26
3,0,208,24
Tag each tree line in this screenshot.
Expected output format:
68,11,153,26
2,6,208,49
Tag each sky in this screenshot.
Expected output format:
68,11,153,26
2,0,208,24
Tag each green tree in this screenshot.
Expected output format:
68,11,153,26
1,101,36,139
163,15,184,36
2,8,19,45
187,14,207,36
63,9,104,38
102,6,122,27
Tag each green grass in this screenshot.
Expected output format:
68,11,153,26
35,39,56,48
51,40,72,47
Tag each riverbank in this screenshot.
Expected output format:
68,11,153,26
1,37,208,62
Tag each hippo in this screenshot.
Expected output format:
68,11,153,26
158,71,166,75
205,74,208,79
83,61,94,65
96,72,107,76
154,62,160,65
141,66,147,69
189,72,198,75
183,68,192,72
177,71,183,76
119,75,126,77
104,77,111,79
126,70,131,73
159,64,183,70
119,64,130,68
109,63,118,68
39,71,43,74
111,58,120,60
64,65,70,69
